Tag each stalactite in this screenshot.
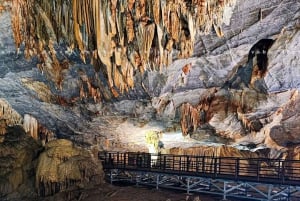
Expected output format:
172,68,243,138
11,0,237,98
23,114,55,142
0,99,22,135
180,103,200,136
23,114,38,140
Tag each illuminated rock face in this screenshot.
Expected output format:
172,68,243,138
1,1,300,159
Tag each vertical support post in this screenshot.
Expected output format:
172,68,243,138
202,156,205,173
110,170,113,184
257,159,260,181
163,156,166,170
235,158,240,180
159,154,162,170
196,156,199,173
109,153,112,168
187,177,190,194
117,152,119,168
136,172,140,187
281,160,285,184
156,174,159,190
223,181,227,200
187,156,190,172
214,157,218,178
287,186,291,201
267,184,273,200
179,156,182,171
103,151,107,166
124,153,126,169
219,158,221,174
148,153,151,169
173,155,175,171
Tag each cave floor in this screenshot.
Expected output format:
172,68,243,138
40,184,221,201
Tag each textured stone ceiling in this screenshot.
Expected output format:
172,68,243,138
11,0,237,96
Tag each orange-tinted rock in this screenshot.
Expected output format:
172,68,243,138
11,0,237,96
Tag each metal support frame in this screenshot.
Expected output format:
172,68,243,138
106,170,300,201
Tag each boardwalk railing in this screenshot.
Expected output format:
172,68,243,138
99,152,300,186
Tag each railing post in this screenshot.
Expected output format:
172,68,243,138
257,159,260,181
235,158,239,180
148,153,151,169
124,153,126,169
214,157,218,178
196,156,199,172
109,153,112,168
179,156,182,171
196,156,199,173
223,181,227,200
117,152,119,168
172,155,175,171
187,156,190,172
281,160,285,184
202,156,205,173
103,152,107,166
159,154,162,170
163,156,166,170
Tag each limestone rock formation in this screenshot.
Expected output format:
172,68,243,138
0,126,42,200
36,139,104,197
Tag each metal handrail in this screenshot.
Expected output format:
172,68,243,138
99,151,300,186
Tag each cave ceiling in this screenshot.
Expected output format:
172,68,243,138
11,0,237,97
